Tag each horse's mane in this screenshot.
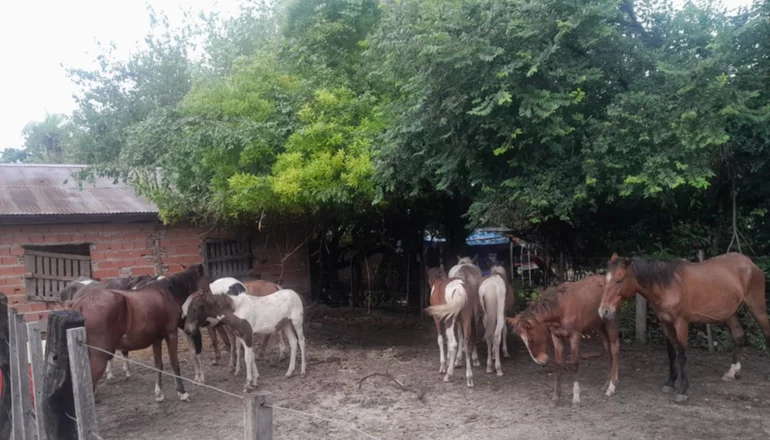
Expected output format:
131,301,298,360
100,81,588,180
520,285,564,321
104,275,158,290
610,257,684,290
142,265,202,302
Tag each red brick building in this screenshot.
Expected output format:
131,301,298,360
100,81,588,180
0,164,310,321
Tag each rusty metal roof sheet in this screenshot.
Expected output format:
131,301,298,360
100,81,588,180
0,164,158,216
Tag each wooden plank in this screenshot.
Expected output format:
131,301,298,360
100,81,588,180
24,250,91,261
66,327,100,440
13,311,35,439
24,273,83,283
8,307,25,440
80,260,91,279
635,294,647,344
58,258,65,296
207,254,254,264
0,294,11,440
42,311,86,440
27,321,47,440
244,392,272,440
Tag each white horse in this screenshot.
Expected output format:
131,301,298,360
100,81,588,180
183,289,307,391
448,256,483,367
479,266,513,376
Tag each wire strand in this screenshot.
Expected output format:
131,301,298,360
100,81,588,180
265,403,381,440
80,342,244,400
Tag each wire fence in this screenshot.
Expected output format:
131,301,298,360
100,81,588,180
65,413,105,440
80,341,382,440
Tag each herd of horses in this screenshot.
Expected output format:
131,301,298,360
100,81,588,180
428,252,770,405
59,265,307,401
54,251,770,408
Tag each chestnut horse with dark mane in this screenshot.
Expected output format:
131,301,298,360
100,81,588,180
599,252,770,403
68,264,208,402
508,275,620,405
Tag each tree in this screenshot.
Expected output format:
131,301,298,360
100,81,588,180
1,113,72,163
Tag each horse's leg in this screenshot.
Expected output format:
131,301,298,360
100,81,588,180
283,325,299,378
444,318,458,382
122,351,131,378
455,324,464,368
292,318,307,378
165,332,189,401
208,327,221,366
183,332,204,383
501,324,510,358
660,323,679,394
672,320,690,403
152,340,165,402
550,334,565,404
722,315,745,381
218,325,231,350
463,314,474,387
597,327,611,390
239,338,257,391
493,306,504,376
606,322,620,397
276,331,287,362
485,328,494,374
89,349,110,391
743,287,770,380
568,332,582,405
105,359,114,381
225,326,238,372
471,322,481,368
434,318,446,374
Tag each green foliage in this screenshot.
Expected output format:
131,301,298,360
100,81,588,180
1,113,72,163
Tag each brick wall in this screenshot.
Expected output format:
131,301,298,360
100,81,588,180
0,222,310,321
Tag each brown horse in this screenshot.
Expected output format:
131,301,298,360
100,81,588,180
426,265,479,387
508,275,620,405
598,252,770,403
448,257,483,367
68,264,208,402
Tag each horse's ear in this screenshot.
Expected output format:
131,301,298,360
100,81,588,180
456,254,462,262
196,264,205,276
472,254,478,264
439,264,445,273
180,264,187,270
622,258,632,268
610,253,618,261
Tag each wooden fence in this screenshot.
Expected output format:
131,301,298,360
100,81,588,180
0,292,274,440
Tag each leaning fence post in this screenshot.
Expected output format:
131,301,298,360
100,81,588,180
0,293,11,440
66,326,100,440
244,391,273,440
27,321,47,440
9,307,34,440
635,295,647,344
14,312,36,439
42,310,85,440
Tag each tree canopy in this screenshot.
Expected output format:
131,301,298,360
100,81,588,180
9,0,770,262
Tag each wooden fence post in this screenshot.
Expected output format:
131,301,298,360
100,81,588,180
27,321,47,440
697,250,714,353
244,391,273,440
66,327,100,440
9,307,35,440
42,310,85,440
635,295,647,344
0,293,11,440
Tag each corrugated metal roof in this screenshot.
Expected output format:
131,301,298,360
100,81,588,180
0,164,158,216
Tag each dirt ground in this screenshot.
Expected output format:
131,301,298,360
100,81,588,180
94,307,770,440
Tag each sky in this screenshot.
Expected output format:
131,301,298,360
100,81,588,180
0,0,757,151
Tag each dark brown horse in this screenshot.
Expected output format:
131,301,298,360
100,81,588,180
426,265,479,387
598,252,770,403
508,275,620,405
68,265,208,402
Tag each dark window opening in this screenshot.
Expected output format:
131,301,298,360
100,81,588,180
204,239,253,279
24,244,92,301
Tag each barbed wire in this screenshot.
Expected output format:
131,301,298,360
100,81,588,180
80,342,244,400
65,413,105,440
265,403,381,440
80,341,382,439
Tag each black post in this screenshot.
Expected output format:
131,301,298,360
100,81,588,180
0,293,11,440
42,310,86,440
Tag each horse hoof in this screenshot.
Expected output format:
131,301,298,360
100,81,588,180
721,374,736,382
486,368,493,374
472,361,481,367
301,372,306,378
443,375,451,382
466,380,474,388
125,373,132,379
503,353,510,359
550,398,560,408
572,399,580,406
496,371,503,377
178,392,190,402
672,394,689,404
662,385,675,394
155,394,165,403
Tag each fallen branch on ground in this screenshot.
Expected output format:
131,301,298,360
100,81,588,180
357,371,425,401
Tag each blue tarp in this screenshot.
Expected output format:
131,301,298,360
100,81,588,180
424,231,509,247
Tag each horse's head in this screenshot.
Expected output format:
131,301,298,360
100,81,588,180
426,264,446,286
506,314,549,366
456,255,477,266
183,291,219,335
598,253,636,320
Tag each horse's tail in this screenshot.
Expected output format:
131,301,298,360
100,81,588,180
479,283,499,342
426,288,467,321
